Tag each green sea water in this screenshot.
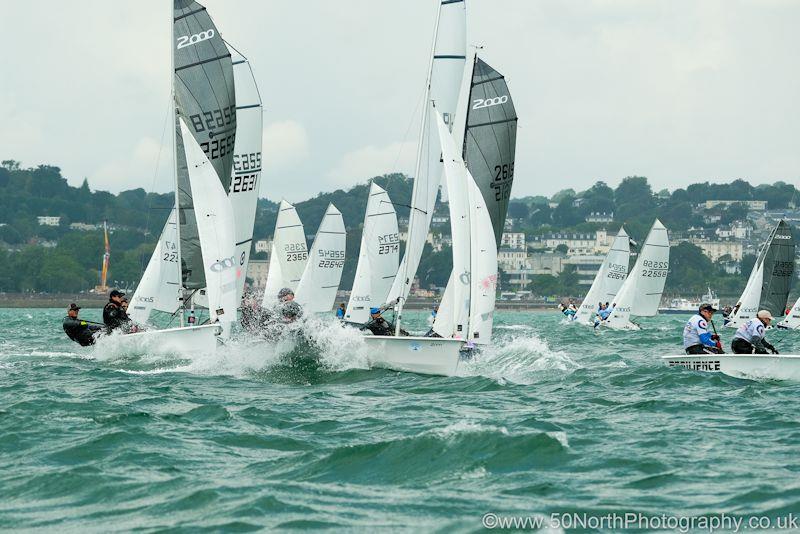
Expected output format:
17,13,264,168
2,308,800,531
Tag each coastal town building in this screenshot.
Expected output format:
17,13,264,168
246,259,269,289
254,239,270,254
37,216,60,226
501,232,526,250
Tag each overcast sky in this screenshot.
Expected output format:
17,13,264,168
2,0,798,201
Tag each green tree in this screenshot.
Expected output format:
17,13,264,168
615,176,654,222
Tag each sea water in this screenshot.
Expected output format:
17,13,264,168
2,308,800,531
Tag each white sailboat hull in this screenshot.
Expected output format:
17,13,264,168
600,319,641,331
363,335,465,376
663,354,800,381
98,324,221,354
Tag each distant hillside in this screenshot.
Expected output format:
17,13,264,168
1,158,798,296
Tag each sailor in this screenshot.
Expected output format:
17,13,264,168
361,307,407,336
336,302,346,319
187,310,196,326
682,303,723,354
721,305,733,326
427,303,439,327
277,288,303,322
278,287,295,303
62,303,103,346
281,300,303,323
731,310,779,354
103,289,131,334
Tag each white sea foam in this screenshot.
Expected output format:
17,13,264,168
460,333,582,384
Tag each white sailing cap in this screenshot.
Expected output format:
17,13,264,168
757,310,774,320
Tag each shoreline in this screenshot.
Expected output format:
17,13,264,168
0,293,556,311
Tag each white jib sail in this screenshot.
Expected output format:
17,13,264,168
575,228,630,324
345,183,400,324
129,208,181,324
179,118,238,328
386,0,466,305
727,261,764,328
466,168,498,344
605,219,669,329
295,204,346,313
433,109,471,339
228,48,263,304
778,295,800,329
262,200,307,305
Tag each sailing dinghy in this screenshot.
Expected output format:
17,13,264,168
361,0,468,375
602,219,670,330
726,220,794,328
574,228,630,326
120,0,246,351
363,1,520,376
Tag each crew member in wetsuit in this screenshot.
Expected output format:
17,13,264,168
683,303,723,354
732,310,778,354
63,303,103,346
277,288,303,323
103,289,131,334
361,307,408,336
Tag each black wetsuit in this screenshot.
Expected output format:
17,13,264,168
63,316,102,346
361,317,408,337
103,301,131,334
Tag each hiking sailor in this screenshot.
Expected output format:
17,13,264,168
683,303,723,354
731,310,779,354
62,303,103,346
361,306,408,337
103,289,131,334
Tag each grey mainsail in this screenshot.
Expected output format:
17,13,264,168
173,0,236,289
463,57,518,246
759,220,795,316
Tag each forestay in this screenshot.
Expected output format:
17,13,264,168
295,204,346,313
345,183,399,324
262,200,307,305
575,228,630,325
604,219,669,329
173,0,236,289
387,0,466,306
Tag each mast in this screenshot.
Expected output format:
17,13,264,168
101,220,110,289
169,1,185,327
394,1,443,336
